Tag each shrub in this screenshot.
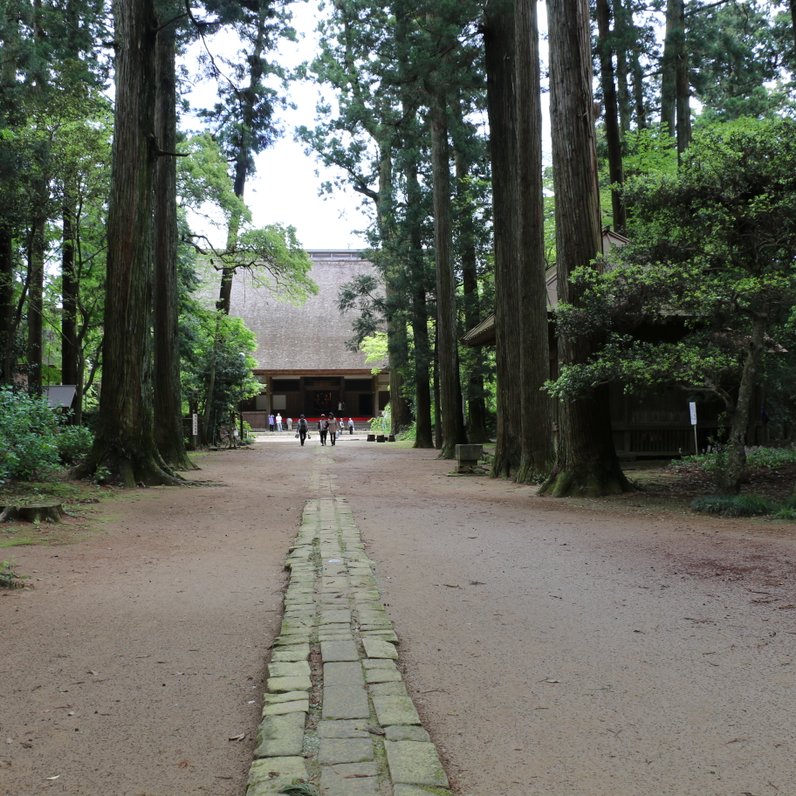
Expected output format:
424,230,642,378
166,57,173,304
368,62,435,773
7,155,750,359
672,446,796,476
0,388,60,483
691,494,773,517
56,425,94,465
745,446,796,470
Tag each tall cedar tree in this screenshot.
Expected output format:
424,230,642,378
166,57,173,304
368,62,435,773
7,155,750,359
429,79,467,458
484,0,522,477
398,88,434,448
450,96,489,444
78,0,180,486
514,0,553,482
153,11,194,469
595,0,626,233
540,0,629,497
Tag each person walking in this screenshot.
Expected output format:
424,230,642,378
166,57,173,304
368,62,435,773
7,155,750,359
297,414,308,446
276,412,283,432
318,413,329,446
348,417,355,435
268,413,275,432
328,412,337,446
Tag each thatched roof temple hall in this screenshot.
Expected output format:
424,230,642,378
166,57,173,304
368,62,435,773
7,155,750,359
231,250,389,430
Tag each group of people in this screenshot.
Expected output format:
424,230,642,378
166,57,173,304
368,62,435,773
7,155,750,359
267,412,285,432
294,413,355,446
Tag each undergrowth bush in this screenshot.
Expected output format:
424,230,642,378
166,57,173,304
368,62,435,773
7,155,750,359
672,446,796,476
56,425,94,465
0,388,94,483
0,388,60,483
691,494,773,517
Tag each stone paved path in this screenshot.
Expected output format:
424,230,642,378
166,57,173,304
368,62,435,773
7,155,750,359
245,462,451,796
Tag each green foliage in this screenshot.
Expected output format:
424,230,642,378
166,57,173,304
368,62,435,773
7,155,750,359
0,388,60,483
369,404,391,435
673,446,796,475
55,425,94,466
359,332,388,372
688,0,788,121
177,132,249,226
0,560,29,590
180,310,261,436
236,224,318,303
691,494,773,517
548,117,796,404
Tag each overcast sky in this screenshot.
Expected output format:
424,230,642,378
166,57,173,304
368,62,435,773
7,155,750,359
188,1,554,253
236,1,372,251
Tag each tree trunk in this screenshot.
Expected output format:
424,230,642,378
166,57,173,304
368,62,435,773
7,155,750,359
484,0,523,477
673,0,691,155
596,0,627,233
790,0,796,63
451,99,489,445
395,9,433,450
660,0,679,135
630,44,648,129
540,0,630,497
721,314,766,494
26,203,45,395
515,0,554,483
374,141,411,437
216,6,269,315
404,155,434,449
153,17,194,470
612,0,632,133
429,86,467,459
61,191,79,394
78,0,179,487
0,223,14,383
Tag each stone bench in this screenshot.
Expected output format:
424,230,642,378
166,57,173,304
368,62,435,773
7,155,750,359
455,443,483,473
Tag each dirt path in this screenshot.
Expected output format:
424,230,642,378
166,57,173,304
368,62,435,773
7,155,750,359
2,438,796,796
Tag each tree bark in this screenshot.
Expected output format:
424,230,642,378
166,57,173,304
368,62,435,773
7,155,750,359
153,17,194,470
61,191,79,394
541,0,630,497
451,99,489,445
612,0,632,133
78,0,180,487
484,0,523,477
660,0,679,134
26,201,45,395
515,0,554,482
404,152,434,449
429,86,466,459
790,0,796,63
0,223,14,383
596,0,627,233
673,0,691,155
721,314,765,494
216,5,269,315
374,141,411,437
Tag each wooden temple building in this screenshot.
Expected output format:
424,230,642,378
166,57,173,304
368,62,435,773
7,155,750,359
462,230,727,458
230,250,389,430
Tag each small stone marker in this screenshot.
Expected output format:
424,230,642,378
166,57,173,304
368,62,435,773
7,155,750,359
454,443,483,473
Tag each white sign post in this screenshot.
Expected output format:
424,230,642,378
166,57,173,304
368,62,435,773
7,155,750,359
688,401,698,454
191,412,198,444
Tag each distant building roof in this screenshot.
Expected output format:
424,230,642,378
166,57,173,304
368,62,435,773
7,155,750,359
44,385,77,408
229,250,386,373
461,229,630,347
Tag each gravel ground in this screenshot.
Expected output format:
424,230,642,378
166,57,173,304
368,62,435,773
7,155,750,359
2,437,795,796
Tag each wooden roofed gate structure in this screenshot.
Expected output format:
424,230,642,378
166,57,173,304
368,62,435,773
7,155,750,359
461,229,763,459
229,250,389,430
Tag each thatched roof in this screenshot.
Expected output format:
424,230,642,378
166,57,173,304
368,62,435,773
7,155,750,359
228,250,385,373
